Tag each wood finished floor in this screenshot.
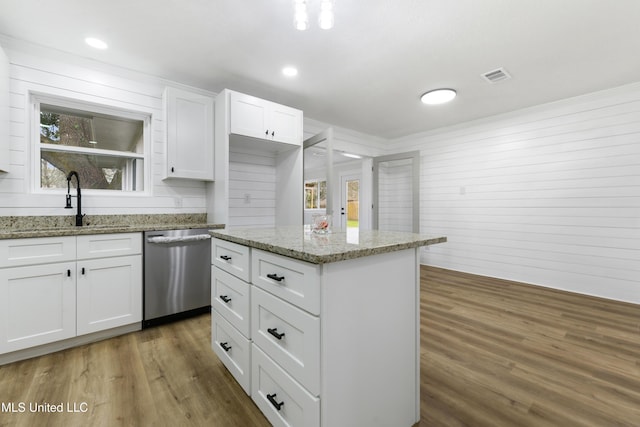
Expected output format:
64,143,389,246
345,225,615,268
0,266,638,426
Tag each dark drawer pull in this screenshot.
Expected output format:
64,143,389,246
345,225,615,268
67,269,71,277
267,273,285,282
220,342,232,352
267,328,285,340
219,295,232,303
267,393,284,411
220,255,232,261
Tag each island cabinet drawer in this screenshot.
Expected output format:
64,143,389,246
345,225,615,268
212,311,251,395
252,286,320,396
252,344,320,427
211,266,251,338
0,236,76,268
212,238,250,282
251,249,320,315
77,233,142,260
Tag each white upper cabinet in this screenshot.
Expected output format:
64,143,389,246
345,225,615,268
164,86,214,180
229,91,302,146
0,43,10,173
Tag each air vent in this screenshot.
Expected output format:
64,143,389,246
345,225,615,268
482,67,511,83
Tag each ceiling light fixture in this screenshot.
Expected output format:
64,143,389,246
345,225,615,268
85,37,108,50
420,88,457,105
294,0,334,31
282,66,299,77
341,152,362,159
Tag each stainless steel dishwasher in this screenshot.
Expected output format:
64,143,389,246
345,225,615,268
143,228,211,327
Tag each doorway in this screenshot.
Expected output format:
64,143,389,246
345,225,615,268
340,173,360,237
372,151,420,233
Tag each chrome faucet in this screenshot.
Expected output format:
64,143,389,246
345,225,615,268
65,171,85,226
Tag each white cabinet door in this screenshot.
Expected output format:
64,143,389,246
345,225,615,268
0,262,76,353
76,255,142,335
268,103,302,145
0,43,9,173
229,91,269,140
164,86,214,180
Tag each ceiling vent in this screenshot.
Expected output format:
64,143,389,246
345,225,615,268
482,67,511,84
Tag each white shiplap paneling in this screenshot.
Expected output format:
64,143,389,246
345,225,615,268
0,45,208,216
392,83,640,304
228,144,277,228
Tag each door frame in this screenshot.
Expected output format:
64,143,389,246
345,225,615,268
372,151,420,233
303,128,334,218
340,172,361,230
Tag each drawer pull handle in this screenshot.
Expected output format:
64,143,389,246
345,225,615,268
220,342,232,352
220,255,232,261
267,328,285,340
267,273,285,282
267,393,284,411
219,295,232,303
67,269,71,277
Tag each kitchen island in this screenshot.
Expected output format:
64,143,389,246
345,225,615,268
209,227,446,427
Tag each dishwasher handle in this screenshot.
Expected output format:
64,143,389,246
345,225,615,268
146,234,211,244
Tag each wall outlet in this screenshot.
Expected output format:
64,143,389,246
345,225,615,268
244,193,251,204
174,197,183,207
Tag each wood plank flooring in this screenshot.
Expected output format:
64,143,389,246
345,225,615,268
1,266,638,426
420,266,640,427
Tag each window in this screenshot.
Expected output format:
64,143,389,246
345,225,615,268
35,96,148,192
305,179,326,209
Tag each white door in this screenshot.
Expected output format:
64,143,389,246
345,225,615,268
76,255,142,335
373,152,420,233
340,173,360,233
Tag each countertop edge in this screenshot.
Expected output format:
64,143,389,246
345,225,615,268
210,231,447,264
0,224,225,240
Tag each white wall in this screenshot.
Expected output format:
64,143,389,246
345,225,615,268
392,83,640,304
0,39,209,216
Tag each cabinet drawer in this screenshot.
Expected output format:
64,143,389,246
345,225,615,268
0,236,76,268
252,286,320,396
252,249,320,315
212,311,251,395
212,238,250,282
76,233,142,260
252,344,319,427
212,266,251,338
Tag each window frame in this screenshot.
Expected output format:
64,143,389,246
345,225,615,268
31,92,152,196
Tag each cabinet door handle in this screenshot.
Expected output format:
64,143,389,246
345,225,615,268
271,131,274,137
267,328,285,340
265,129,269,136
267,393,284,411
171,166,175,173
220,342,232,352
219,295,232,303
81,267,85,275
220,255,232,261
67,269,71,277
267,273,284,282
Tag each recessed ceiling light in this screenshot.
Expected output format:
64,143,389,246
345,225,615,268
420,88,456,105
85,37,108,50
282,66,298,77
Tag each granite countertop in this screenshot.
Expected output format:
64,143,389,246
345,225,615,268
0,214,224,240
210,226,447,264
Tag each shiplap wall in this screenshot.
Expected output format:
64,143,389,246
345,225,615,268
0,41,208,216
228,144,277,228
377,159,414,232
392,83,640,304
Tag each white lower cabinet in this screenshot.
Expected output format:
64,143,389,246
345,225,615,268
0,262,76,353
212,237,421,427
76,255,142,335
0,233,142,357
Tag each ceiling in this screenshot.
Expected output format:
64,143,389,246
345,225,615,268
1,0,640,140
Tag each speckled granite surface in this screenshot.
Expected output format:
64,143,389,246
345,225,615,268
210,227,447,264
0,214,224,239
